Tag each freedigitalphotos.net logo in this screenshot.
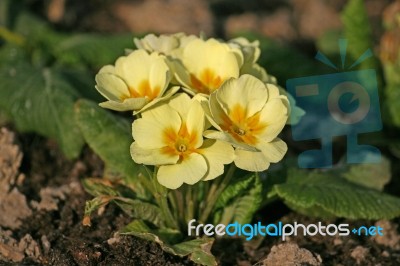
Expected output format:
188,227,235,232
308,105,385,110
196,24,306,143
188,219,384,241
286,39,382,168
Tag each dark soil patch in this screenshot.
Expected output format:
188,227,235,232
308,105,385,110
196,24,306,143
1,128,400,266
0,128,194,265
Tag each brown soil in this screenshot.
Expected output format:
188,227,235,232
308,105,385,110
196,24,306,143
1,127,400,266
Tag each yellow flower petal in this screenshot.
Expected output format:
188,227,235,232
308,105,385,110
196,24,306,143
216,75,268,118
157,153,207,189
257,138,288,163
95,72,130,101
185,100,205,149
234,148,270,172
168,93,193,119
130,142,179,165
99,98,149,111
258,97,288,142
199,139,235,181
115,50,152,89
95,49,172,112
203,130,258,151
174,38,242,94
133,104,181,149
149,57,170,95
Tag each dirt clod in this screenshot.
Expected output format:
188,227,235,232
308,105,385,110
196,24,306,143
0,127,32,229
262,242,322,266
372,220,400,250
350,246,369,265
0,127,23,190
30,184,71,211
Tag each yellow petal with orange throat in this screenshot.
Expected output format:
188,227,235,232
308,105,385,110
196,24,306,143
95,49,172,111
175,38,243,94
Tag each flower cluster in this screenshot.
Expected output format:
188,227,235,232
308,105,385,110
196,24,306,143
95,33,289,189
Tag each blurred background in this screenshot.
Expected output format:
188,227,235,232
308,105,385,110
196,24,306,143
10,0,392,47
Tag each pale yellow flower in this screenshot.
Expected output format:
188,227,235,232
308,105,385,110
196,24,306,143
228,37,276,84
172,38,243,95
134,33,197,56
130,93,235,189
278,87,306,125
204,74,288,172
95,49,177,112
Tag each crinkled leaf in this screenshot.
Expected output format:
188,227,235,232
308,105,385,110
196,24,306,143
0,64,84,158
82,177,163,226
83,195,112,226
75,100,147,196
114,198,165,227
231,173,262,224
121,220,217,266
341,154,391,191
214,173,255,209
215,173,262,224
82,178,121,197
270,169,400,219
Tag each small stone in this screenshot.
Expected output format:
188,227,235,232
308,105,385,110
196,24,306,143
262,243,322,266
350,246,369,265
372,220,400,250
41,235,51,254
107,233,121,246
333,237,343,246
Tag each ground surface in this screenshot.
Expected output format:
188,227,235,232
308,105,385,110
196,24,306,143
1,127,400,265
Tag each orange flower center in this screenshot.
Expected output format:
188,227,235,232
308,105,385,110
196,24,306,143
121,80,161,101
220,104,267,145
161,122,198,160
190,68,223,94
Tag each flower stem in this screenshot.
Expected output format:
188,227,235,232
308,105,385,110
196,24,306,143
152,167,178,229
172,188,185,229
185,185,194,224
199,164,236,223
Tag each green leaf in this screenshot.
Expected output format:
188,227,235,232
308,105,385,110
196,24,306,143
57,68,102,102
214,173,255,209
82,178,121,197
0,44,28,67
121,219,182,244
121,220,217,266
341,0,376,69
83,195,113,226
55,34,134,68
82,177,164,226
215,173,263,224
271,169,400,219
341,154,391,191
231,173,262,224
12,13,66,66
75,99,147,197
114,198,165,227
0,64,84,158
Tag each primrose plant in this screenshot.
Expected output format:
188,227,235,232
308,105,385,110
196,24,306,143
85,33,289,265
